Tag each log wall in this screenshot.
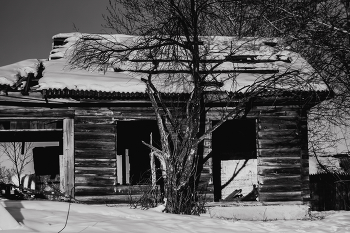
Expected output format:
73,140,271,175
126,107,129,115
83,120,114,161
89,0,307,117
255,106,305,203
0,104,311,204
74,108,117,196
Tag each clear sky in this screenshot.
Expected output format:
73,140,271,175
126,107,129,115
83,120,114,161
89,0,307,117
0,0,112,67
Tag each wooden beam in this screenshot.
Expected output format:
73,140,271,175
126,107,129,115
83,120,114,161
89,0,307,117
62,118,74,198
118,69,279,74
125,149,130,184
117,155,123,185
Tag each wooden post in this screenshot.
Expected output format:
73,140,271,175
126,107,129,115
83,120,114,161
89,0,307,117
117,154,123,185
59,154,65,193
62,118,74,198
125,149,130,184
150,132,156,187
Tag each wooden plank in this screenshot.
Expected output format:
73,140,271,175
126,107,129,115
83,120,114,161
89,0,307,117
75,159,116,167
75,108,113,116
75,141,115,150
74,116,114,124
74,194,142,203
257,130,297,139
75,124,115,133
258,139,300,149
258,175,301,185
63,118,74,197
75,132,115,142
117,154,123,184
59,154,65,194
258,166,301,175
75,185,157,196
0,129,62,132
257,148,300,157
125,149,130,184
258,116,299,123
258,123,298,131
259,184,301,192
0,108,74,117
75,172,116,177
75,186,116,195
75,149,116,159
259,191,302,202
258,157,301,166
75,167,116,176
75,176,116,186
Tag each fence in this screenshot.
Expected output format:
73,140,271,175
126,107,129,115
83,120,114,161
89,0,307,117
309,172,350,211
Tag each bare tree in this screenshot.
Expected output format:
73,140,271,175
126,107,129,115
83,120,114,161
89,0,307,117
0,142,33,188
0,166,14,184
69,0,323,214
256,0,350,166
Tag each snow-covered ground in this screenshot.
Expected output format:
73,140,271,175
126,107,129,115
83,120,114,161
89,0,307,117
1,199,350,233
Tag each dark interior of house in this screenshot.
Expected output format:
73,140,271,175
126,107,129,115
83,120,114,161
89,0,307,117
212,119,257,201
117,120,161,185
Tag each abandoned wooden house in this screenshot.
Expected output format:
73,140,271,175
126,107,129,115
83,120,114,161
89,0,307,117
0,33,330,205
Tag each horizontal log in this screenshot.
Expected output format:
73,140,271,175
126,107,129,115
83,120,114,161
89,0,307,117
121,68,279,74
258,157,301,166
75,132,115,142
258,123,298,131
259,184,301,192
75,124,115,133
74,116,114,124
75,185,156,196
75,109,113,116
257,130,297,139
75,168,116,176
258,166,301,175
75,149,116,159
258,175,301,186
257,148,300,157
75,176,116,186
114,185,158,195
75,160,116,167
75,194,142,203
75,186,116,195
259,191,302,202
257,116,299,123
113,115,156,120
109,106,154,111
254,105,300,111
258,139,300,149
248,109,299,117
0,108,74,117
75,141,115,150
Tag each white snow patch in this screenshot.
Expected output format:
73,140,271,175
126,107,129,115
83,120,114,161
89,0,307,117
38,59,146,93
1,200,350,232
0,59,40,86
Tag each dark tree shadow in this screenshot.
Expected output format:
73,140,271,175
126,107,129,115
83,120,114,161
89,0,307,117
3,200,25,223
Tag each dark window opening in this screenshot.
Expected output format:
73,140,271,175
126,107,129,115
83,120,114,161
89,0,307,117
117,121,161,185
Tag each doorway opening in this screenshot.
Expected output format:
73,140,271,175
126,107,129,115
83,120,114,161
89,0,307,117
117,120,161,185
212,119,257,202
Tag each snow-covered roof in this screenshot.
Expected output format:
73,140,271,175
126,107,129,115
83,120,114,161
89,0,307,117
0,32,328,95
0,59,40,86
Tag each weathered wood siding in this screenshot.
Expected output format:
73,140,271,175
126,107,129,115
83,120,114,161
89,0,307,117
256,106,303,202
74,108,117,196
300,111,310,205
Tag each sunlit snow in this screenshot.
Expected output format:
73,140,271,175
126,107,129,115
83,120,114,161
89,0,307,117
0,33,328,93
1,200,350,233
